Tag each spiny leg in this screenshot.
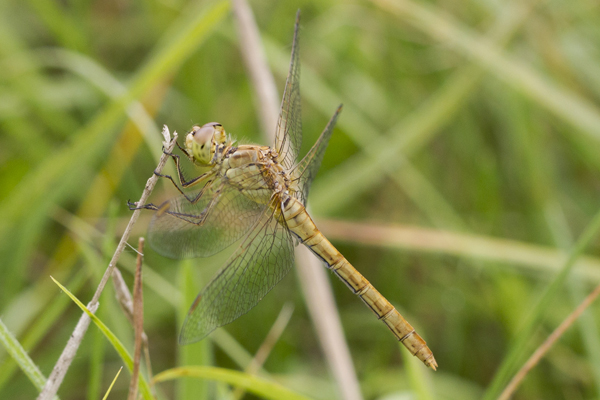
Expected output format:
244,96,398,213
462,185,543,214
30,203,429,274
154,168,214,200
129,179,226,227
132,176,219,215
175,140,191,158
128,198,208,225
155,146,216,202
128,200,161,211
159,183,224,225
166,148,211,190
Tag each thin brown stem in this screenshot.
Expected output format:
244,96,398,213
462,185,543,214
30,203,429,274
498,281,600,400
37,126,177,400
111,266,155,392
127,237,145,400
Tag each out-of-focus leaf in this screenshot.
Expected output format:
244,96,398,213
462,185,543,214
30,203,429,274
154,366,312,400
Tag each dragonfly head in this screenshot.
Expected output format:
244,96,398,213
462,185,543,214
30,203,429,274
186,122,227,165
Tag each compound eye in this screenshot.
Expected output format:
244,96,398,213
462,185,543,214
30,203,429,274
203,122,222,128
193,125,215,145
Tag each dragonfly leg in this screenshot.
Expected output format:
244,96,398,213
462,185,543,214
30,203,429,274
161,143,190,159
128,199,202,222
131,178,220,225
133,200,210,225
155,142,218,201
154,170,186,195
127,200,160,211
161,145,173,157
155,161,215,200
175,140,191,158
155,168,216,205
161,180,224,225
162,209,208,224
129,200,191,220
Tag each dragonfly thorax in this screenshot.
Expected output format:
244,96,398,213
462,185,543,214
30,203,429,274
186,122,232,166
218,144,292,207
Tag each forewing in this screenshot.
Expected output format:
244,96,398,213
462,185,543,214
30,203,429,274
148,179,266,259
274,11,302,171
292,105,342,205
179,207,295,344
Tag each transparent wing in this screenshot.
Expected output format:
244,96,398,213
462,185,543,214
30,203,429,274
274,10,302,171
292,105,342,205
179,206,295,344
147,178,266,259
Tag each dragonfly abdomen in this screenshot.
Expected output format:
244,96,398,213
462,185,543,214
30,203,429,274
281,196,437,370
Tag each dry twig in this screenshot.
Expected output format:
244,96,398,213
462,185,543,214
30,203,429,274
498,281,600,400
127,237,145,400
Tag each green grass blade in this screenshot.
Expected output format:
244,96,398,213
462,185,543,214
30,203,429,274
50,277,153,400
101,366,123,400
0,268,89,392
25,0,89,51
402,343,435,400
483,208,600,399
154,366,312,400
86,309,107,400
178,261,212,400
29,48,163,161
0,18,79,136
0,318,58,399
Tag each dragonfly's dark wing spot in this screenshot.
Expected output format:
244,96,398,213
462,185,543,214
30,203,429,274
189,293,203,313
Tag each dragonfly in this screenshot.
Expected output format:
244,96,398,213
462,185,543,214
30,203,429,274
133,11,437,370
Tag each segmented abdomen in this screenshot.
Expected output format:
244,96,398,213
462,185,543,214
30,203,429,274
281,195,437,370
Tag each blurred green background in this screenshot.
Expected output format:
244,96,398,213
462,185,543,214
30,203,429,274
1,0,600,399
